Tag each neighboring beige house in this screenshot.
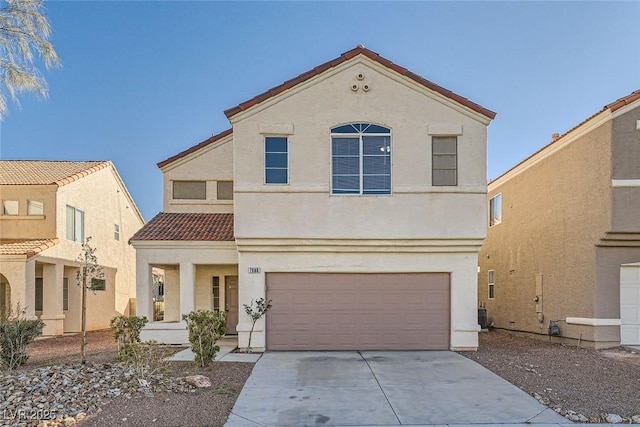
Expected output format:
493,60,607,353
131,46,496,351
0,161,144,335
478,90,640,349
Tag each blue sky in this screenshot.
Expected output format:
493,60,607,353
2,1,639,221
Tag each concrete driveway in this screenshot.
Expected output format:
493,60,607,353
225,351,567,426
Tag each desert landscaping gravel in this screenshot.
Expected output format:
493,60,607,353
2,329,639,426
463,330,640,423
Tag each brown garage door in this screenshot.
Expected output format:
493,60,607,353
266,272,449,350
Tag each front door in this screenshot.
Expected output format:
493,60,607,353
225,276,239,334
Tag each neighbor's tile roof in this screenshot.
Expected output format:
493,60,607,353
224,45,496,120
606,89,640,112
0,161,110,186
0,239,58,258
157,128,232,169
130,213,234,242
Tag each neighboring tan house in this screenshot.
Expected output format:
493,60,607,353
131,46,496,351
478,90,640,349
0,161,144,335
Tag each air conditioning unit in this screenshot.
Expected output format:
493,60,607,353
478,308,488,329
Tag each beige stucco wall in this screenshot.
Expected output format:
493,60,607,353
0,185,57,239
479,118,616,347
161,136,234,214
232,58,489,241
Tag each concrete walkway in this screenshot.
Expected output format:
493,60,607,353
225,351,571,427
166,336,261,363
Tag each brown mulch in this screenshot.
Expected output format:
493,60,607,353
23,330,255,427
463,330,640,419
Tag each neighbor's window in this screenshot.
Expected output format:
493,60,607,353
265,137,288,184
63,277,69,311
331,123,391,195
66,205,84,243
114,224,120,241
2,200,18,215
91,278,106,291
432,136,457,186
212,276,220,311
217,181,234,200
35,278,43,311
489,193,502,226
488,270,495,299
173,181,206,200
27,200,44,215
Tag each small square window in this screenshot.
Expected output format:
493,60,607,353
2,200,18,215
114,224,120,241
27,200,43,215
217,181,234,200
91,278,106,291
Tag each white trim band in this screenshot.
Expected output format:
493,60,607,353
612,179,640,187
565,317,621,326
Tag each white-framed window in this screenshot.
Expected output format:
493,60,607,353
265,136,288,184
91,278,106,291
63,277,69,311
173,181,206,200
66,205,84,243
114,224,120,241
212,276,220,311
331,123,391,195
488,270,495,299
432,136,457,186
489,193,502,226
2,200,18,215
27,200,44,215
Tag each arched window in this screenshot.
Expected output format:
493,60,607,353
331,123,391,195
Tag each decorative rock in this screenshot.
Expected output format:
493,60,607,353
184,375,212,388
606,413,623,424
632,415,640,424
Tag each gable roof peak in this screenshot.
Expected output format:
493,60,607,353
224,46,496,120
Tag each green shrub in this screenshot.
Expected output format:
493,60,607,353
0,305,45,370
182,310,226,367
110,315,148,362
123,340,171,381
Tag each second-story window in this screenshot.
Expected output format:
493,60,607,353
489,193,502,227
66,205,84,243
27,200,44,215
173,181,206,200
432,136,457,186
114,224,120,241
331,123,391,195
217,181,234,200
265,137,288,184
2,200,18,215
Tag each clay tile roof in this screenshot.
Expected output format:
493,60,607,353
130,213,234,242
224,45,496,120
157,128,232,169
0,239,58,258
606,89,640,112
0,160,109,186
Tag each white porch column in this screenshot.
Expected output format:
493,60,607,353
41,263,65,336
179,262,195,317
136,263,153,321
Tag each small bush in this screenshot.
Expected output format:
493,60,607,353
124,340,171,380
182,310,226,368
110,315,148,362
0,304,45,370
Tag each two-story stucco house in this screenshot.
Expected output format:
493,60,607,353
131,46,496,351
478,90,640,349
0,160,144,335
